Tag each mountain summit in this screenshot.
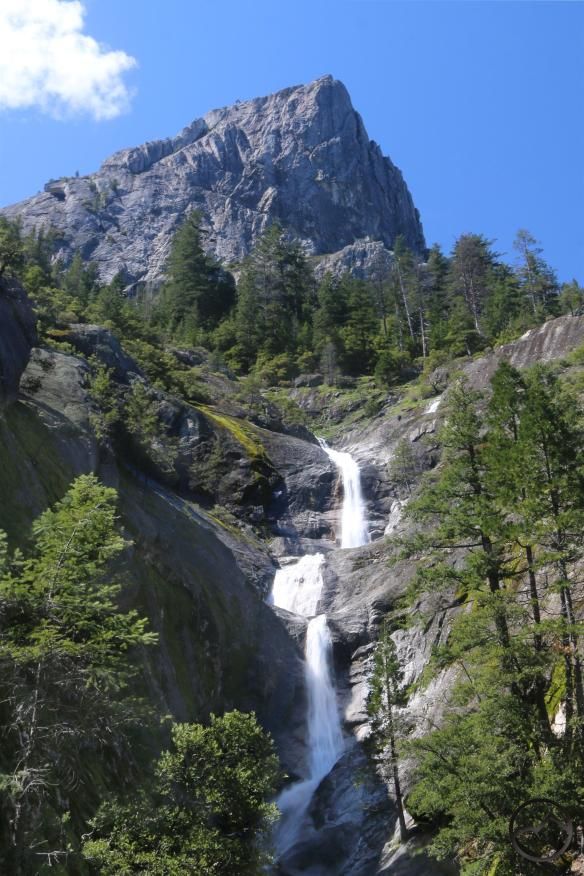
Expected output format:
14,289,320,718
3,75,425,287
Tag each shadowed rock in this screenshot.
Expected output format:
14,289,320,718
0,276,36,405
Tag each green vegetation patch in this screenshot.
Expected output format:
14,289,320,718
197,405,268,460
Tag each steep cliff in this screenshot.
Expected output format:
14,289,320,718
1,76,424,287
0,276,36,405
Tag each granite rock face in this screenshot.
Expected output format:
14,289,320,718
2,76,424,288
312,238,395,281
0,276,37,405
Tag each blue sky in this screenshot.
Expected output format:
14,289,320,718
0,0,582,281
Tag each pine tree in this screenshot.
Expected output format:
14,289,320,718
390,235,417,348
161,211,235,341
425,243,451,353
61,252,100,307
368,621,409,842
388,438,419,496
405,378,517,661
513,229,559,318
233,224,313,369
0,475,155,873
486,362,554,748
448,234,496,337
0,217,24,279
313,273,348,353
481,263,523,339
559,279,584,316
514,366,584,748
341,277,378,374
403,363,584,872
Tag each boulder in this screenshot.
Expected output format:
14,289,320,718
61,323,142,381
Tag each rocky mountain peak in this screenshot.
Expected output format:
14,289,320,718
2,76,425,288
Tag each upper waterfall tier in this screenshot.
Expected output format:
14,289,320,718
318,440,370,548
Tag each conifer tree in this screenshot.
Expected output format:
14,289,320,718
0,475,155,873
0,217,24,279
391,235,417,346
161,211,235,342
404,363,584,872
425,243,451,353
406,378,514,656
233,224,313,369
368,621,409,842
61,252,100,307
448,234,496,337
515,366,584,748
513,229,559,318
341,277,378,374
83,712,279,875
559,279,584,316
486,362,554,748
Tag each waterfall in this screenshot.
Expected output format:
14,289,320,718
305,614,344,777
318,439,370,548
268,441,369,859
269,554,325,617
273,611,344,853
270,554,343,852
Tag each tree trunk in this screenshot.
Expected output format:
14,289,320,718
525,545,554,746
390,730,408,843
384,657,408,843
395,262,415,343
419,308,427,359
560,586,575,749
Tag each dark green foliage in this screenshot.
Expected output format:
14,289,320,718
559,279,584,316
82,713,280,875
61,253,100,308
340,278,379,374
388,438,420,495
230,224,314,371
447,233,497,337
0,476,156,874
157,211,235,343
399,363,584,873
0,217,24,279
367,621,409,841
123,380,177,475
14,210,576,392
514,229,559,319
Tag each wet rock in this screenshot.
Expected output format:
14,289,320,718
262,431,337,541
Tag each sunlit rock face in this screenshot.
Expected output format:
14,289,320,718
2,76,424,288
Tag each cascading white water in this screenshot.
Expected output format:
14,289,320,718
274,611,344,853
318,439,370,548
268,442,369,858
269,554,325,617
305,615,344,777
270,555,343,853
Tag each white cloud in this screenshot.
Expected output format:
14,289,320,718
0,0,137,120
